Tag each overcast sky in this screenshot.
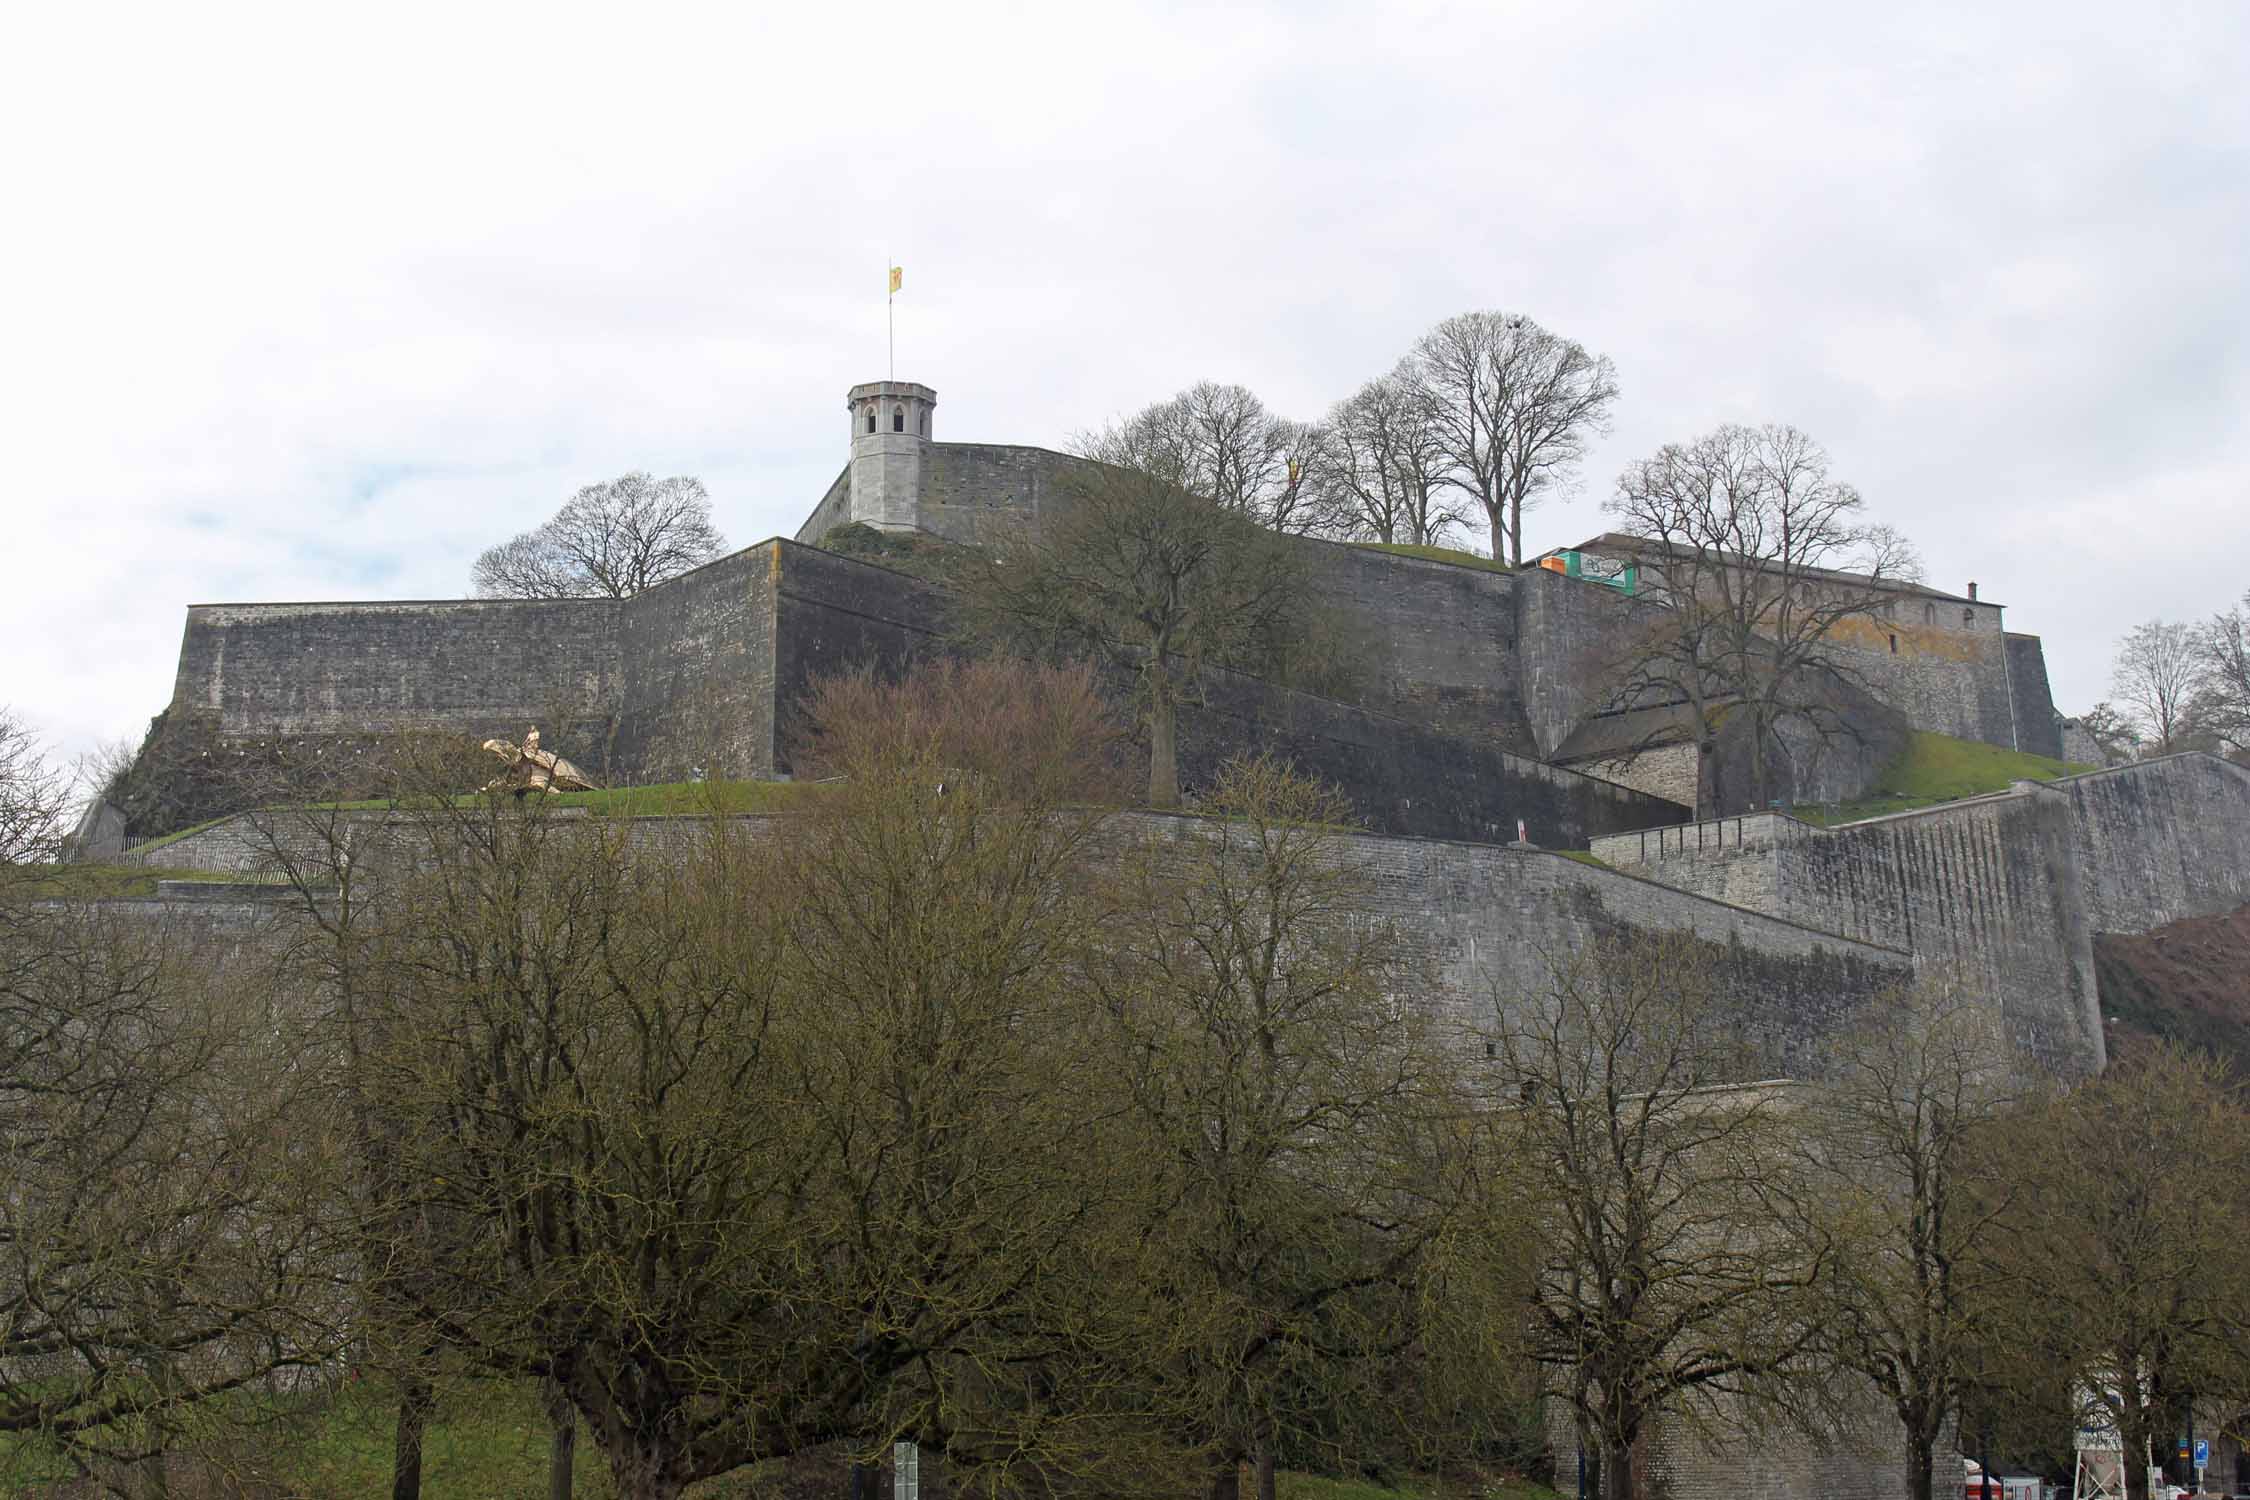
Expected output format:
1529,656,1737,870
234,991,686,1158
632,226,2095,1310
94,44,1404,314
5,2,2246,767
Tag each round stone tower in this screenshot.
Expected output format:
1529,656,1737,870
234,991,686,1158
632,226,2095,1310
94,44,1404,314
846,380,936,532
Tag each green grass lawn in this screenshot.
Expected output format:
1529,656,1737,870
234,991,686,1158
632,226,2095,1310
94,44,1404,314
1349,542,1511,575
1797,730,2096,826
123,780,829,858
323,778,827,818
5,863,275,898
0,1374,1562,1499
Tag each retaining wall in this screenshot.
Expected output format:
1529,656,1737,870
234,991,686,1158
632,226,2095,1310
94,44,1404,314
169,597,621,740
1591,753,2250,1077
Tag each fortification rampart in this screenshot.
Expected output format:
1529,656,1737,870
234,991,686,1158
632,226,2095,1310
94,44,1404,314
792,443,1087,548
612,546,779,781
1598,787,2100,1073
116,803,1915,1082
140,537,1692,845
2056,754,2250,933
1819,605,2022,751
1590,753,2250,1076
170,598,622,740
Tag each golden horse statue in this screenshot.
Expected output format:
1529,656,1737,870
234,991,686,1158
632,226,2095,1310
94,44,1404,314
480,729,599,796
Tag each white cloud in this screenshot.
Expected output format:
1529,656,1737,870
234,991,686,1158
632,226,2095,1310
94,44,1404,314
3,0,2245,762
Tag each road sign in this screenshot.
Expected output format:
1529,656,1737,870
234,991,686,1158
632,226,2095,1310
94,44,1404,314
2194,1438,2209,1467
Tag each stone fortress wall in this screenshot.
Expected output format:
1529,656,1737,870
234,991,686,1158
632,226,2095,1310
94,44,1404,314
120,805,1919,1085
124,369,2250,1500
155,538,1692,850
1590,752,2250,1074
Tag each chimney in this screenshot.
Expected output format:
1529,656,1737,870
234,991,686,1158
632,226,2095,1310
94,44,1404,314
1967,581,1978,601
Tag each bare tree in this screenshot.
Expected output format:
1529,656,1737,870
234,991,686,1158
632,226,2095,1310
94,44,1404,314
1402,311,1619,565
0,709,69,871
1086,759,1466,1500
1267,414,1340,536
0,898,350,1491
1603,422,1922,815
2193,592,2250,754
1795,980,2022,1500
1119,382,1340,535
1323,376,1464,547
257,669,1139,1500
1980,1044,2250,1500
953,417,1315,807
1484,932,1823,1500
2109,619,2205,755
471,471,727,598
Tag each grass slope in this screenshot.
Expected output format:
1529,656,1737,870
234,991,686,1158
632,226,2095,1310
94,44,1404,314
0,1375,1564,1499
122,781,828,858
1348,542,1511,575
1799,731,2095,826
6,864,270,898
326,779,826,818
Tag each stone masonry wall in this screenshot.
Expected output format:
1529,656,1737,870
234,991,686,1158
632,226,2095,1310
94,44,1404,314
913,443,1086,545
1175,662,1686,847
737,542,1688,846
793,466,854,545
1821,604,2024,751
768,544,954,775
2006,632,2065,759
1297,543,1539,752
613,545,779,781
2058,754,2250,934
1593,790,2107,1076
1513,567,1656,759
124,806,1913,1080
169,598,621,739
1589,752,2250,1078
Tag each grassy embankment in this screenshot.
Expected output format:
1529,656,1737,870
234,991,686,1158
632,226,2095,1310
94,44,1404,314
0,1377,1561,1499
122,780,827,858
1349,542,1511,575
1797,731,2094,826
7,863,267,897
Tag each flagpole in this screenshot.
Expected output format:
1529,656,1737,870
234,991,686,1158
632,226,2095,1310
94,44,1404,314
887,254,894,382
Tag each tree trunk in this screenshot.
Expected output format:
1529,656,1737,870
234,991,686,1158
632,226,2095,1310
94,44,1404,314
1905,1438,1934,1500
392,1377,434,1500
1255,1440,1276,1500
1488,507,1507,569
1505,496,1521,568
543,1378,576,1500
608,1450,687,1500
1208,1451,1241,1500
1148,692,1180,808
1601,1434,1634,1500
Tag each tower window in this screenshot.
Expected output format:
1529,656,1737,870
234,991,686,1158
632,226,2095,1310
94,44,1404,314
893,407,905,432
920,411,929,436
865,409,876,434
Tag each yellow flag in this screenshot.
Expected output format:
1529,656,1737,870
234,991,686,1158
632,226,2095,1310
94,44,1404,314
888,265,903,294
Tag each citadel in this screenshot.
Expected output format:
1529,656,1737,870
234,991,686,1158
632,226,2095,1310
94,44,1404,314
103,376,2250,1499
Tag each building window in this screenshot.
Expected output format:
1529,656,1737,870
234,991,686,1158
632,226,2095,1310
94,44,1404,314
1923,602,1935,626
920,411,929,436
1963,607,1976,627
865,409,876,434
893,407,905,432
1889,634,1898,654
